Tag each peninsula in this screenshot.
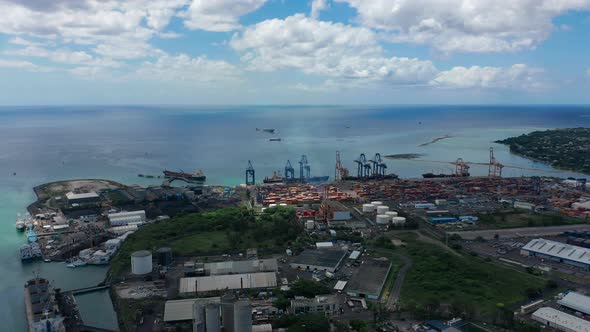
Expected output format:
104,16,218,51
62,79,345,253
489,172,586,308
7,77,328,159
496,128,590,174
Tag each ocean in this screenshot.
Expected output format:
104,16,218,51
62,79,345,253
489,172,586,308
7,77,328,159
1,105,589,331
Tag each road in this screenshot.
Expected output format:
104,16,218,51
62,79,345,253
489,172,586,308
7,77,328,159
386,253,412,310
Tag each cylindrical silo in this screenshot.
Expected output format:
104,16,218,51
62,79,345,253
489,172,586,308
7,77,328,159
131,250,152,275
221,294,236,332
392,217,406,225
156,247,173,266
385,211,398,220
193,303,205,332
376,206,389,214
233,299,252,332
362,204,375,213
376,214,390,225
371,201,383,207
205,303,221,332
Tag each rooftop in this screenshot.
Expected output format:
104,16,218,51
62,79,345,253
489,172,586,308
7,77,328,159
179,272,277,293
290,249,347,269
346,258,392,297
522,238,590,266
324,200,349,212
65,191,99,200
291,294,337,307
532,307,590,331
163,297,220,322
204,258,278,275
558,292,590,316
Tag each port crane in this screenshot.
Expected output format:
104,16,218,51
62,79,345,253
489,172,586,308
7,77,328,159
299,155,311,182
451,158,471,177
284,160,295,181
245,160,255,185
488,147,504,177
354,153,372,178
369,153,388,177
335,151,350,181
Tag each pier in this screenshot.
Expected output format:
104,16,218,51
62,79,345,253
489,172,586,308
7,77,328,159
68,284,111,295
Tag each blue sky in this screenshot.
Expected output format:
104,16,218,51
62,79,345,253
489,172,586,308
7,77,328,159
0,0,589,105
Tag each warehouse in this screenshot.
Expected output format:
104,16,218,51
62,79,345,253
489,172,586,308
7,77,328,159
520,238,590,271
179,272,277,294
108,210,146,226
290,295,338,315
558,292,590,316
289,249,347,273
531,307,590,332
204,258,278,275
163,297,220,323
65,191,100,204
345,258,392,300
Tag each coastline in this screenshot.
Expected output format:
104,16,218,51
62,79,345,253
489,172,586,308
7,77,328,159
419,134,453,147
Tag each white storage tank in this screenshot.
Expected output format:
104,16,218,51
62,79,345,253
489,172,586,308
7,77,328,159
377,205,389,214
392,217,406,225
371,201,383,207
376,214,390,225
131,250,152,275
362,204,375,213
306,220,315,230
385,211,398,219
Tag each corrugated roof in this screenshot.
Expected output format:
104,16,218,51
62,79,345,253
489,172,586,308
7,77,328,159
179,272,277,293
532,307,590,332
349,250,361,260
558,292,590,315
522,238,590,266
66,191,99,200
163,297,220,322
334,280,347,291
205,259,277,275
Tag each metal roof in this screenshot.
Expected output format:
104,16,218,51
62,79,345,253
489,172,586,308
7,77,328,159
179,272,277,293
349,250,361,260
558,292,590,315
204,259,278,275
532,307,590,332
522,238,590,266
66,191,99,200
163,297,220,322
334,280,347,291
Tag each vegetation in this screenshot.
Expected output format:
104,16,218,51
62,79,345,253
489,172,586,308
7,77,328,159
477,211,586,229
110,206,301,277
273,279,331,310
496,128,590,173
393,233,547,319
272,314,330,332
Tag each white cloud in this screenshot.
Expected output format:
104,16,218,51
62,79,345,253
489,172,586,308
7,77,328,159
137,54,241,84
6,46,122,67
0,58,52,72
432,64,544,90
182,0,268,32
587,68,590,77
310,0,329,19
336,0,590,53
231,14,438,85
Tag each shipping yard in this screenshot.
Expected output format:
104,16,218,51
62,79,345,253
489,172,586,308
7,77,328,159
19,149,590,332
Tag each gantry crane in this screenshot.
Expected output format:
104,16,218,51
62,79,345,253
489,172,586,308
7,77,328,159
335,151,350,181
488,147,504,177
299,155,311,182
285,160,295,181
245,160,255,185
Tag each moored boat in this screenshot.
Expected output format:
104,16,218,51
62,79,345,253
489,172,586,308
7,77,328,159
163,169,206,182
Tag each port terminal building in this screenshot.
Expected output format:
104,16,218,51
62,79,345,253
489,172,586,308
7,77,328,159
345,258,392,300
520,238,590,271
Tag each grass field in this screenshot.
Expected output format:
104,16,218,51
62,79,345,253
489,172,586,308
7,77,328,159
395,233,547,318
170,231,230,255
477,211,586,229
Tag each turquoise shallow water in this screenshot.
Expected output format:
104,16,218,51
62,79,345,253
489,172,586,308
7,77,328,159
1,105,589,331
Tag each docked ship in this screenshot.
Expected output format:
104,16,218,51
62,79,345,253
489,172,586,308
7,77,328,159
16,218,25,231
21,243,42,262
163,169,206,182
24,277,66,332
263,171,284,184
269,138,282,142
306,176,330,183
422,172,470,178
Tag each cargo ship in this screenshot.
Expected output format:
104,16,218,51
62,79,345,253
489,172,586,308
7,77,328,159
269,138,282,142
263,171,284,184
306,176,330,183
163,169,206,182
256,128,276,133
422,172,469,178
24,277,66,332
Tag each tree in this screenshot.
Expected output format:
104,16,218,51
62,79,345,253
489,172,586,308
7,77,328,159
350,320,368,332
288,279,331,298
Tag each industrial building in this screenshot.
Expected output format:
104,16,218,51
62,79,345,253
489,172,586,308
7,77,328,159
558,292,590,316
345,258,392,300
204,259,277,275
321,200,352,221
290,295,338,315
520,238,590,271
65,191,100,204
289,249,347,273
532,307,590,332
164,298,220,323
108,210,146,226
179,272,277,294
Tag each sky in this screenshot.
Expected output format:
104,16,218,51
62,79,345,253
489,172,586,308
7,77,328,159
0,0,590,105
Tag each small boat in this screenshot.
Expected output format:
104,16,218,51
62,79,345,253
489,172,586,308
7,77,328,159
66,259,87,268
256,128,276,133
16,219,25,232
43,258,51,263
145,175,154,178
138,174,145,177
269,138,282,142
